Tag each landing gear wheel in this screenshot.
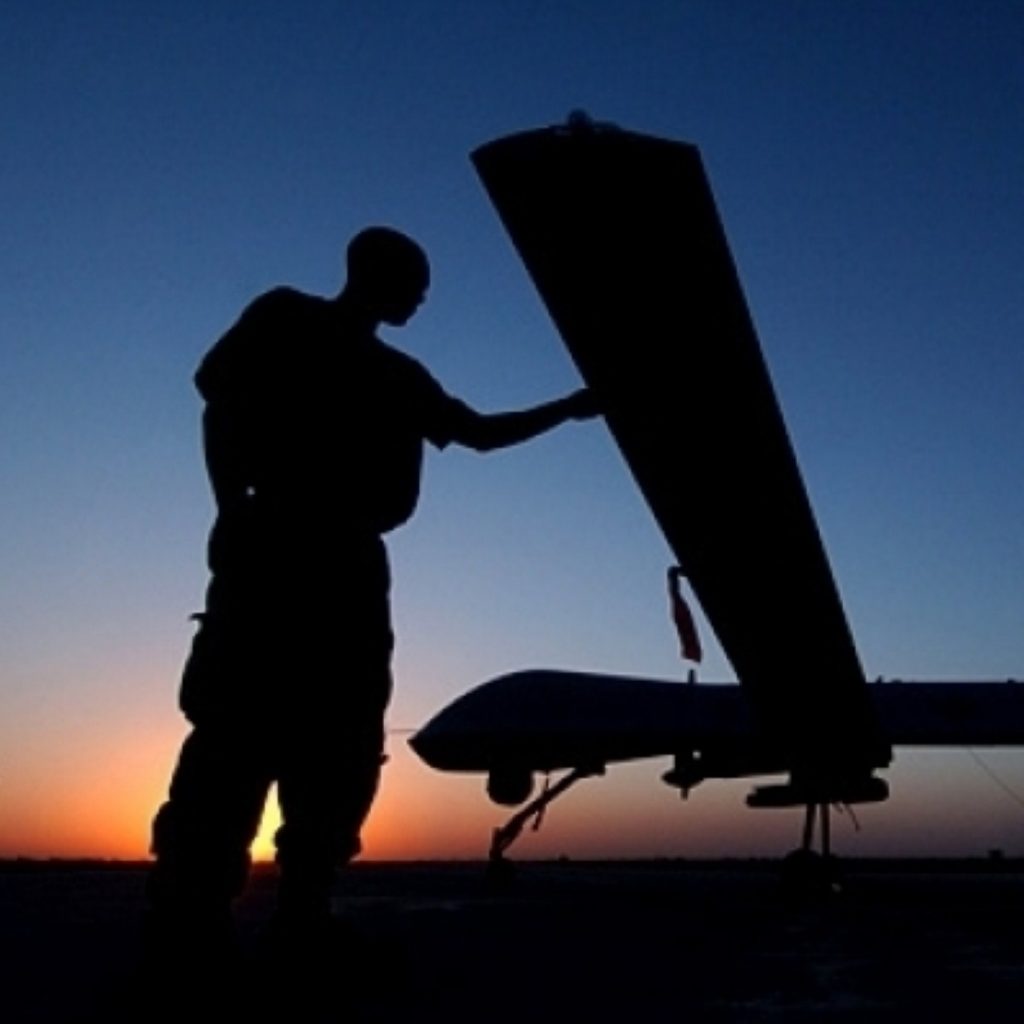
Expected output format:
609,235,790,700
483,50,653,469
484,852,517,891
781,802,843,897
780,848,842,897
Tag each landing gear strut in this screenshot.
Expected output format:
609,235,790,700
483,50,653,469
747,774,888,895
486,765,604,883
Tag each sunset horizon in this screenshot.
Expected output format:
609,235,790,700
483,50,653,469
3,1,1023,871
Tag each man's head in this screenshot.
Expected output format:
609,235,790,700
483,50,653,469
345,226,430,326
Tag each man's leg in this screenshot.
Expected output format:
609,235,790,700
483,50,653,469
274,706,387,924
148,723,273,948
272,538,393,929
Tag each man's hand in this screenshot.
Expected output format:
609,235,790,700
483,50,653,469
560,387,601,421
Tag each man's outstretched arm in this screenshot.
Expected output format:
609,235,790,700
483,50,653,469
448,388,599,452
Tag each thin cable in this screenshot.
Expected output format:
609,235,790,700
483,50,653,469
966,748,1024,812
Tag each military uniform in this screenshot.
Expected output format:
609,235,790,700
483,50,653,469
149,287,468,919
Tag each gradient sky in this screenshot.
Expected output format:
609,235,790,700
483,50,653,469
2,1,1024,861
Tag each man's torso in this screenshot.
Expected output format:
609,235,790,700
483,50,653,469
197,287,464,580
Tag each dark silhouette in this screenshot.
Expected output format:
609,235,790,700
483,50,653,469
472,121,891,796
146,226,596,958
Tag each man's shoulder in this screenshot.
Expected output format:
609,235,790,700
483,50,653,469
369,339,471,446
371,336,424,369
243,285,325,321
196,287,327,400
369,337,440,387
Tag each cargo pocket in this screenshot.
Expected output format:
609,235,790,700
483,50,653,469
179,614,235,724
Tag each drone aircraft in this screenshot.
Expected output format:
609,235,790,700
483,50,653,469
410,118,1024,873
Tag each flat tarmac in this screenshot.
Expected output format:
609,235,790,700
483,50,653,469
2,859,1023,1022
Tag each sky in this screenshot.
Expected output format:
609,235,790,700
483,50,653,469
2,1,1024,862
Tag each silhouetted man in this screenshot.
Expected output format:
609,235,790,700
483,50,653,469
147,226,596,953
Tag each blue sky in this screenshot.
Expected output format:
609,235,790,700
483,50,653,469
2,1,1023,858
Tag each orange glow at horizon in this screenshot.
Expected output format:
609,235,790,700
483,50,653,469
247,744,1024,863
0,712,189,861
249,745,521,862
5,710,1024,862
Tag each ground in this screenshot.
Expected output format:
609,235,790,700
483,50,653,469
2,859,1023,1022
